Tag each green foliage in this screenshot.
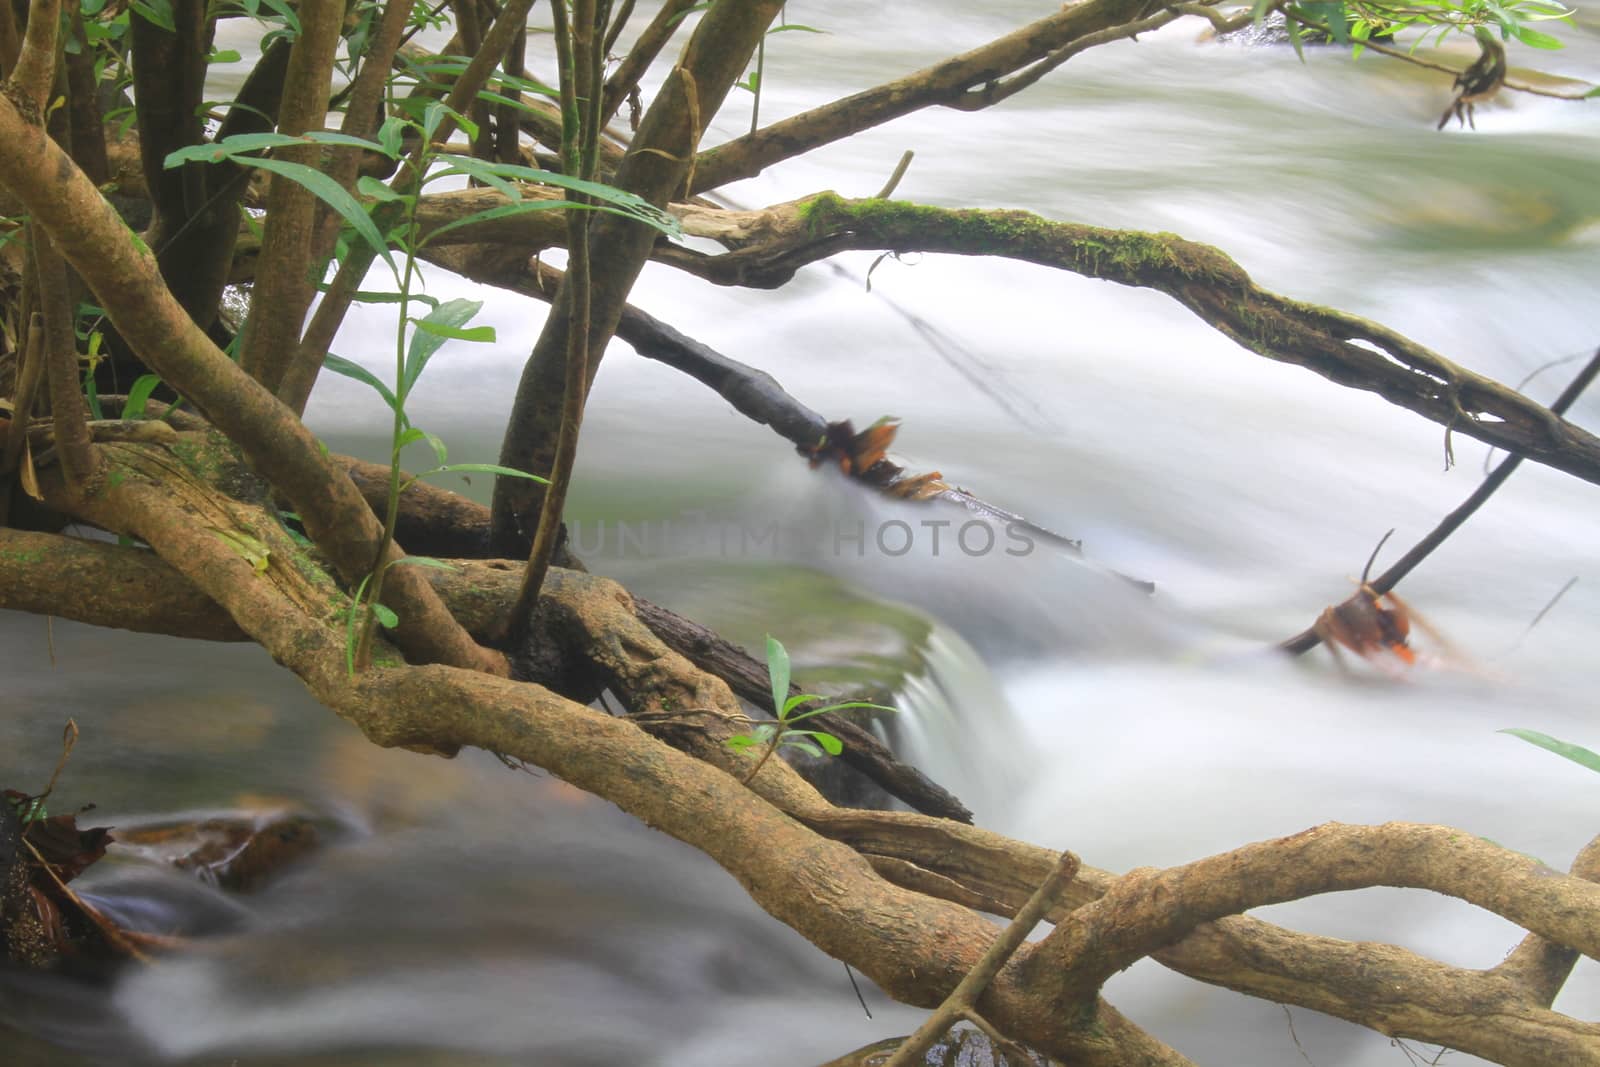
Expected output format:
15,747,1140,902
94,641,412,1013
736,7,827,134
122,374,162,419
1267,0,1575,59
1500,728,1600,775
726,636,895,776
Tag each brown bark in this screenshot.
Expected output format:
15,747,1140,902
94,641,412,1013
238,0,347,394
0,74,505,674
489,0,788,554
288,0,539,403
687,0,1158,195
650,192,1600,492
3,505,1600,1062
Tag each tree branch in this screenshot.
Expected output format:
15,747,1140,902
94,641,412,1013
1282,346,1600,654
687,0,1156,195
656,192,1600,490
1022,822,1600,997
238,0,348,395
0,88,506,674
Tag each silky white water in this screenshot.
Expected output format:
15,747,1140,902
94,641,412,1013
4,2,1600,1064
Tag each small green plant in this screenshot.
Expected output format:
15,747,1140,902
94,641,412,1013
1500,728,1600,774
734,9,826,134
167,100,680,672
727,635,895,783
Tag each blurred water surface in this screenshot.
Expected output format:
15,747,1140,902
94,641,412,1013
5,2,1600,1064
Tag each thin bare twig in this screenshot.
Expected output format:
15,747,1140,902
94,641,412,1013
1282,346,1600,654
882,851,1081,1067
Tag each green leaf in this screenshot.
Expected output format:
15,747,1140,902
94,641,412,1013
1500,729,1600,774
431,155,526,200
209,48,242,63
426,160,681,236
386,555,457,571
176,131,312,155
1286,14,1308,60
1301,1,1348,41
395,426,428,451
765,635,791,718
371,602,399,629
377,116,406,160
123,374,162,419
298,130,393,153
323,353,403,420
411,318,494,343
726,734,760,752
782,692,828,716
402,298,485,398
769,23,825,33
803,730,843,756
358,176,406,202
422,101,457,143
1587,85,1600,98
1509,23,1564,47
422,198,582,246
784,700,896,726
427,462,549,483
130,0,175,31
1251,0,1276,25
246,156,398,279
255,0,301,33
84,374,104,420
779,736,824,758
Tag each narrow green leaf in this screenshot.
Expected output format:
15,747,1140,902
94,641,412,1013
411,319,494,343
769,23,825,33
130,0,175,31
1286,14,1307,60
423,198,581,246
377,117,406,160
247,156,398,279
322,353,403,418
784,701,896,726
297,130,391,153
435,155,524,200
423,101,457,143
1500,728,1600,774
403,297,484,397
84,375,104,420
210,48,242,63
782,692,828,716
427,462,549,482
123,374,162,419
766,635,791,717
779,736,824,758
1299,1,1348,41
1251,0,1276,26
256,0,300,32
387,555,458,571
423,431,448,466
812,731,844,755
358,176,406,202
425,161,681,235
371,603,399,629
1510,23,1564,46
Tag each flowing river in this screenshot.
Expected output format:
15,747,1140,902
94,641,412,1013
4,2,1600,1063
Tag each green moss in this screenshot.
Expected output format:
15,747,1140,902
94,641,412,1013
0,549,44,564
